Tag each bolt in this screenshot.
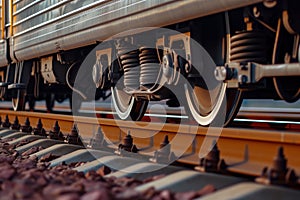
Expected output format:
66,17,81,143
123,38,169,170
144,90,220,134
24,117,30,126
215,66,237,81
11,116,20,130
201,140,220,171
197,140,227,173
49,121,64,141
88,127,107,149
160,135,169,148
207,141,220,161
36,119,43,129
123,131,133,149
256,146,294,185
53,121,60,133
1,115,10,128
117,131,138,153
214,67,227,81
150,135,175,163
33,119,47,136
239,75,248,84
273,146,287,173
2,115,10,128
20,117,32,133
162,54,173,79
159,135,171,155
66,124,83,146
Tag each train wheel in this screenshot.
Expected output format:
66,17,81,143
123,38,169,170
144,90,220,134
183,37,243,127
12,90,26,111
273,77,300,103
185,82,242,126
111,87,148,121
185,81,226,126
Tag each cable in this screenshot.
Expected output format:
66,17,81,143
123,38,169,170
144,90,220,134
66,62,87,100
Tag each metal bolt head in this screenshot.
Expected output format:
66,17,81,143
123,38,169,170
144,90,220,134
11,116,20,130
53,121,60,133
71,124,79,136
214,66,227,81
273,146,287,172
21,118,32,133
2,115,11,128
24,117,30,126
206,141,220,162
239,75,248,84
123,132,133,148
162,54,173,79
36,119,43,129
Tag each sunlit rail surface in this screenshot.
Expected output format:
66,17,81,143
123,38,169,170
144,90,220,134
0,0,300,199
1,105,300,199
1,99,299,127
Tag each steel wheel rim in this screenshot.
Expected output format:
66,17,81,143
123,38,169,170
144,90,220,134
112,87,148,121
111,87,135,120
185,82,226,126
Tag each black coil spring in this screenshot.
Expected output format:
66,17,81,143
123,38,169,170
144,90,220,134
139,47,160,88
117,45,140,89
230,31,272,63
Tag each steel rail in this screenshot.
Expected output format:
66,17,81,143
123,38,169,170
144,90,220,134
0,110,300,178
1,101,300,123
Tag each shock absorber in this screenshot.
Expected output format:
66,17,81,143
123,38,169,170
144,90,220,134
230,31,272,63
117,41,140,90
139,46,160,89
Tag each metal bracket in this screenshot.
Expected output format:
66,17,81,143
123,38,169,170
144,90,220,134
41,56,57,84
215,62,300,88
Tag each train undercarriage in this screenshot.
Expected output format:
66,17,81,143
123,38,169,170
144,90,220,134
91,0,300,126
0,0,299,126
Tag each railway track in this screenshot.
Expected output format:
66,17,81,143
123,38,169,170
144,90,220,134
2,100,300,130
0,0,299,198
0,109,300,199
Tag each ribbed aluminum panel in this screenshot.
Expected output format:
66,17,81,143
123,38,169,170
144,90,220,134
0,1,8,67
12,0,263,61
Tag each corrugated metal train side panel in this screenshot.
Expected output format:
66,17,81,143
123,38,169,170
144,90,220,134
0,1,7,67
12,0,262,62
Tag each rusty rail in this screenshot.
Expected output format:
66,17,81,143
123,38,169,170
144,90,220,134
1,110,300,179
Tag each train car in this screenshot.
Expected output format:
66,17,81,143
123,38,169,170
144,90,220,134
0,1,8,99
0,0,299,126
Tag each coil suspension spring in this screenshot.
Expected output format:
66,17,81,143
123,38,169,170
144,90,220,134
230,31,272,63
117,42,140,90
139,47,160,89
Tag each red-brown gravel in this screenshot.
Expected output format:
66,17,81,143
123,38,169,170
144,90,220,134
0,138,215,200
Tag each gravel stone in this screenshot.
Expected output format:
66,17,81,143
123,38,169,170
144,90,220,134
0,138,215,200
